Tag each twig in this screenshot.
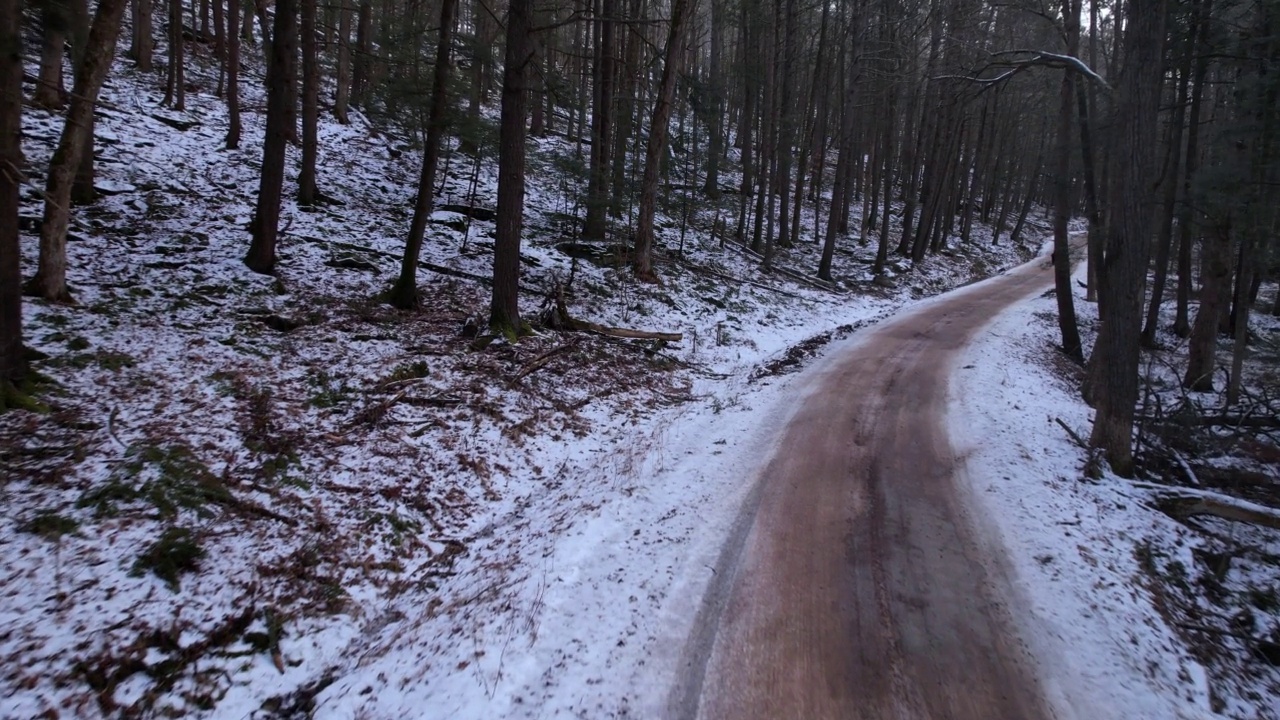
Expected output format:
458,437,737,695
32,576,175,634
1054,417,1088,449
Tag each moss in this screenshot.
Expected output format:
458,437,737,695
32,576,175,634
131,526,206,591
77,444,232,518
20,510,80,540
382,360,430,384
67,336,91,351
0,377,50,414
95,350,136,371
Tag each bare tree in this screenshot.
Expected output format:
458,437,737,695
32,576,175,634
389,0,459,309
245,0,297,274
0,0,24,394
632,0,697,282
1087,0,1168,476
26,0,130,303
489,0,535,334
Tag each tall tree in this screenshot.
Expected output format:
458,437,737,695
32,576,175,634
131,0,154,71
0,0,24,395
34,0,69,109
245,0,297,274
582,0,616,242
226,0,242,148
389,0,459,309
164,0,186,110
632,0,697,281
1050,0,1083,362
489,0,535,334
26,0,129,303
297,0,319,204
1087,0,1168,475
335,0,353,123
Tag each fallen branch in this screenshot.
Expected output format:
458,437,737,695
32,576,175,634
664,257,803,298
1054,417,1088,449
514,342,577,381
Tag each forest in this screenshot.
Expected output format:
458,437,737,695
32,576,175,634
1,0,1279,714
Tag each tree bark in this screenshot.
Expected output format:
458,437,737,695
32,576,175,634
26,0,129,303
334,0,352,123
583,0,615,242
35,4,68,110
351,0,371,107
164,0,185,110
1087,0,1168,476
297,0,319,204
389,0,459,309
226,0,242,148
1051,0,1083,362
1182,220,1232,391
245,0,297,275
0,0,24,387
489,0,535,334
632,0,696,282
132,0,154,71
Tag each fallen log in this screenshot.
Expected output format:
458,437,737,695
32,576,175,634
540,284,682,342
1142,414,1280,429
1135,482,1280,530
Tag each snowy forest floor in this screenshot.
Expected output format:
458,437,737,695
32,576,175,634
3,33,1045,718
955,261,1280,720
5,27,1279,720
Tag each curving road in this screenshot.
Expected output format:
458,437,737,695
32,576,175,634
672,253,1066,720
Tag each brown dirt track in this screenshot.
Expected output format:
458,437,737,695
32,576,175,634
673,253,1068,720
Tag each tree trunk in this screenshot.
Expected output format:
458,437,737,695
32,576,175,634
226,0,242,147
1183,220,1232,391
632,0,696,282
703,0,723,197
1051,0,1083,362
164,0,185,109
489,0,535,334
1141,59,1191,346
245,0,297,275
389,0,459,309
351,0,371,107
334,0,352,123
132,0,154,71
0,0,24,388
1175,0,1212,337
35,5,68,110
213,0,226,96
26,0,128,303
1086,0,1168,476
297,0,319,204
583,0,615,242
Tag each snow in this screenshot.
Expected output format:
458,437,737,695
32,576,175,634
951,261,1280,720
19,13,1270,719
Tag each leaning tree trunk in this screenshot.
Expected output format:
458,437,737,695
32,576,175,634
1,0,24,390
389,0,459,309
297,0,319,204
489,0,535,335
27,0,129,303
245,0,297,274
632,0,696,282
1087,0,1168,476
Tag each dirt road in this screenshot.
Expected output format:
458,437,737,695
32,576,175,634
673,254,1064,720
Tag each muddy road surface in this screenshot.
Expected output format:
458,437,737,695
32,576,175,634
674,254,1066,720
